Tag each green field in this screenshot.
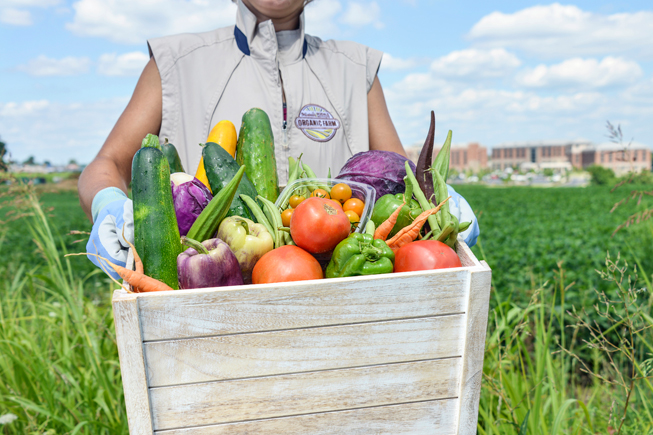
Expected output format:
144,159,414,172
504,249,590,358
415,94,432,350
1,183,652,433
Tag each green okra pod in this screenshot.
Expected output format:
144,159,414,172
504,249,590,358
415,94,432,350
405,161,441,233
240,194,275,241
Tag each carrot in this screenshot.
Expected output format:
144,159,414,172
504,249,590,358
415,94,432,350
374,201,405,241
122,226,143,275
65,252,173,292
386,197,450,252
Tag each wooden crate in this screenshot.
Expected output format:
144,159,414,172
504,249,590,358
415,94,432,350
112,241,491,434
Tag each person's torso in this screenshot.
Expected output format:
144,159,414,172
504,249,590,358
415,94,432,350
148,0,382,183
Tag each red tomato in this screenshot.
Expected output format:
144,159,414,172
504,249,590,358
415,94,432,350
252,245,323,284
290,197,351,253
394,240,462,273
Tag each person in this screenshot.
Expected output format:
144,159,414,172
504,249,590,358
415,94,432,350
79,0,479,279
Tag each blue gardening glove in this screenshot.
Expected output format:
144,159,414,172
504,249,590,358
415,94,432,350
447,185,480,247
87,187,134,280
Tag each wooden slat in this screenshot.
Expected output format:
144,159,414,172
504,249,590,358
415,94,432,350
144,315,465,387
149,358,461,431
155,399,459,435
112,290,154,434
457,261,492,435
457,241,481,268
137,269,471,341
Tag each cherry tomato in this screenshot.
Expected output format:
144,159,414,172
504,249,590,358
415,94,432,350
343,198,365,217
252,245,323,284
310,188,330,199
330,183,352,204
288,195,305,209
290,197,351,253
344,210,360,224
328,199,343,210
393,240,462,273
281,208,294,227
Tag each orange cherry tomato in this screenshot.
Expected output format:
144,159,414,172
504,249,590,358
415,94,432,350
330,183,352,204
310,188,330,199
289,195,305,209
281,208,294,227
344,210,360,224
328,199,343,210
343,198,365,217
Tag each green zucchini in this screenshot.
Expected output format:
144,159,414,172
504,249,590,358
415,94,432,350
202,142,257,221
132,134,181,289
236,108,279,203
161,138,185,173
186,165,246,242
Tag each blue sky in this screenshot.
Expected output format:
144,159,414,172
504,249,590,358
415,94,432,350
1,0,652,165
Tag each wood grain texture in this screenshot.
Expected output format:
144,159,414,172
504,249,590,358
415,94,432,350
137,270,471,341
149,358,461,431
457,261,492,435
457,241,481,268
112,290,154,434
155,399,458,435
144,315,465,387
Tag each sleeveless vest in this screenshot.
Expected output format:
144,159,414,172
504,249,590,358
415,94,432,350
148,0,383,182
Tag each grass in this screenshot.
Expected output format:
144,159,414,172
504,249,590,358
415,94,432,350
0,183,652,433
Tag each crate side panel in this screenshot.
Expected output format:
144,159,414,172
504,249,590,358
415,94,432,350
457,264,492,435
112,291,154,434
149,358,461,431
155,399,458,435
456,241,481,268
138,270,470,341
144,315,466,387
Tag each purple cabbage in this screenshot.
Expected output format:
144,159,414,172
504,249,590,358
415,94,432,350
336,150,417,199
170,172,213,236
177,237,244,289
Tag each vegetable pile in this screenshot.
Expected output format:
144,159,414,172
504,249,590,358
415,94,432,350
112,108,468,292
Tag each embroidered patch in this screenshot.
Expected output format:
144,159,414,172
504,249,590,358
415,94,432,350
295,104,341,142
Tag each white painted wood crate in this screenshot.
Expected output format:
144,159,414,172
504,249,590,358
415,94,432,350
112,241,491,434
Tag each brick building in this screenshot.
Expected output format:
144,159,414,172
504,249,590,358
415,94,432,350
405,142,488,172
577,142,652,176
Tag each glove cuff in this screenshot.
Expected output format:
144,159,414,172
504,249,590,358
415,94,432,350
91,187,129,222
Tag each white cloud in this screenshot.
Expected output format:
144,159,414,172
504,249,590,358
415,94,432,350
98,51,149,76
0,0,60,25
340,1,383,29
0,98,128,165
16,55,91,76
0,7,30,24
516,57,643,89
468,4,653,59
0,0,60,6
430,48,521,79
380,53,419,72
66,0,237,45
304,0,342,38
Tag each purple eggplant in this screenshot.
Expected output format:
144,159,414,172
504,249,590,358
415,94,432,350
177,237,244,289
170,172,213,236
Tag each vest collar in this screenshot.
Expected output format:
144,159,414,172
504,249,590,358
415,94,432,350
234,0,308,62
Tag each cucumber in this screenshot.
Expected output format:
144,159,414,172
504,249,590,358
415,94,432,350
236,108,279,203
202,142,258,222
186,165,246,242
161,138,185,173
132,135,181,289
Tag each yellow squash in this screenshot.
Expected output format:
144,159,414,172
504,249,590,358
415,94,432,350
195,120,238,192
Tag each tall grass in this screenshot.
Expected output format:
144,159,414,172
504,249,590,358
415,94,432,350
478,259,653,434
0,187,127,434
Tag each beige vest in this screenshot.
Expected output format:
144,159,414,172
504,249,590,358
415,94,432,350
148,0,382,183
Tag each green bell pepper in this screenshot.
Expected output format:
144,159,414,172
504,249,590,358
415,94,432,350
370,193,422,238
326,233,395,278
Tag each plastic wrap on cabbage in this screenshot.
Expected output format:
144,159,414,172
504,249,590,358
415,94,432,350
336,150,416,199
170,172,213,236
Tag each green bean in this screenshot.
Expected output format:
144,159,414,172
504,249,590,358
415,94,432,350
458,221,471,232
403,175,413,202
365,220,376,236
404,161,441,233
258,195,284,248
302,162,329,191
240,194,275,240
287,154,302,186
431,168,452,230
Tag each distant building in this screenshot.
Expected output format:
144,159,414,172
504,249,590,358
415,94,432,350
405,142,488,172
577,142,652,176
490,140,590,171
490,140,652,175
